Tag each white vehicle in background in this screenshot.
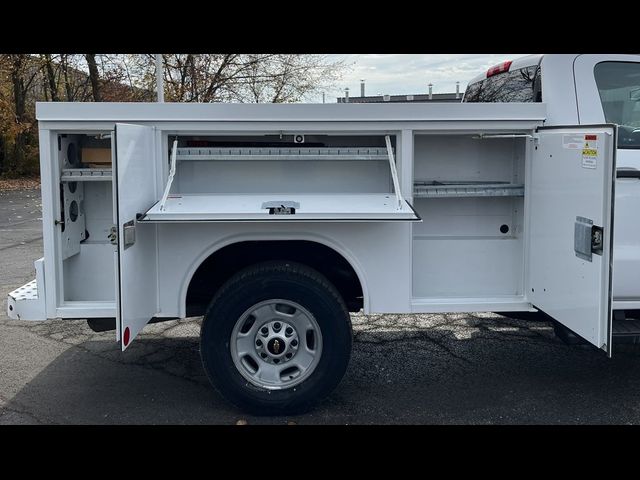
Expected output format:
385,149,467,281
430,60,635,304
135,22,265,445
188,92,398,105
464,54,640,335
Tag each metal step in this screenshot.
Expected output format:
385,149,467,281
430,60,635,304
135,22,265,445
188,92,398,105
612,319,640,337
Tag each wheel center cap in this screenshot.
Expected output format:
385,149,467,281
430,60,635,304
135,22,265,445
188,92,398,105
267,337,286,356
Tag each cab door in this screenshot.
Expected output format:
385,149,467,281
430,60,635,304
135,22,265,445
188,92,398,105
528,125,616,354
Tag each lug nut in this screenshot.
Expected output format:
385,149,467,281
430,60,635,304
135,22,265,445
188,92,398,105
260,353,267,359
286,353,292,359
285,327,293,336
256,340,262,347
291,339,298,347
261,327,268,335
273,322,281,331
273,358,280,364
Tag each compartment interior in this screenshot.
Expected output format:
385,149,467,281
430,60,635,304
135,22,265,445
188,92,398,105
58,133,115,302
143,133,417,221
411,134,527,299
171,134,393,195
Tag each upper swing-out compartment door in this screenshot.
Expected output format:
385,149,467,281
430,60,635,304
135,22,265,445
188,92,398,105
113,123,159,350
528,125,616,354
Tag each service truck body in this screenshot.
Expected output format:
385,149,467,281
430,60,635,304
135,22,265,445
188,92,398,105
5,94,623,413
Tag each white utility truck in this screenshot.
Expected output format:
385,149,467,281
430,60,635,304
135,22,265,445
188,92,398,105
464,54,640,336
5,91,622,414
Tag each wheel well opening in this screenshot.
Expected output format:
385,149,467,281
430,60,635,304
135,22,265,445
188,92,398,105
186,241,364,316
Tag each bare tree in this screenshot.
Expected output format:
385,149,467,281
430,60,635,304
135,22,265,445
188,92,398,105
128,54,344,103
41,54,60,102
85,54,102,102
56,54,92,102
240,55,342,103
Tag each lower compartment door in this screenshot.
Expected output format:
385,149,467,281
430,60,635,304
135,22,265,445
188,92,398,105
528,125,616,354
114,123,159,350
141,194,419,222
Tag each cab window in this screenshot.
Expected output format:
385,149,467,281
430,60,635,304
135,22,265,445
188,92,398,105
594,61,640,149
464,66,541,103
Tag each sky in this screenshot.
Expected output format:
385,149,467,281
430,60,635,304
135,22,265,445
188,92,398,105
313,54,528,103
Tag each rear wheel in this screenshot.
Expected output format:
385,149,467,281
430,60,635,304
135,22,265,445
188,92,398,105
200,261,352,415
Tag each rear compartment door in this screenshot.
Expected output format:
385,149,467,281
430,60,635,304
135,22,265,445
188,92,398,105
113,123,159,350
528,125,616,354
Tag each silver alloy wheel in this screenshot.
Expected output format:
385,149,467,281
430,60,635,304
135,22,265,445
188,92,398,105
230,299,323,390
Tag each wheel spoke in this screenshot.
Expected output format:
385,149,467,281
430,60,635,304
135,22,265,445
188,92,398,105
291,347,315,371
257,363,283,384
291,309,314,331
236,332,256,356
251,303,276,323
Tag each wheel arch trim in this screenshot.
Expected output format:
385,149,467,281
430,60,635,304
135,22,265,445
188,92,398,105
178,232,370,318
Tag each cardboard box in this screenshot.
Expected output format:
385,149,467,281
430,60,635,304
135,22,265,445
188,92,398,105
81,148,112,165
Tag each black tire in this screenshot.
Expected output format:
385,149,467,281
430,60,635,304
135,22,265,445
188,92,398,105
200,260,352,415
552,321,587,345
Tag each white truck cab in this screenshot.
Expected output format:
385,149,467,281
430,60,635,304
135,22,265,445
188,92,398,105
5,92,622,414
464,54,640,321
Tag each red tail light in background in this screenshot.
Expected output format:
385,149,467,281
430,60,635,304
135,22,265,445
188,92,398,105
487,60,513,78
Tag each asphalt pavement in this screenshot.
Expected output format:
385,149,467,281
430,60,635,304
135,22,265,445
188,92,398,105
3,188,640,424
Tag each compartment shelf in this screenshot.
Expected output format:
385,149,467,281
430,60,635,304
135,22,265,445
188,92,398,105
61,168,112,182
413,181,524,198
175,147,389,161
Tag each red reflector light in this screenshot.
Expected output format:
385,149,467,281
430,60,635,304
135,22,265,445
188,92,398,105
123,326,130,346
585,134,597,140
487,60,513,78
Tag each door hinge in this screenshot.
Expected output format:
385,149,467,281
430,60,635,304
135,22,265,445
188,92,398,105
108,226,117,245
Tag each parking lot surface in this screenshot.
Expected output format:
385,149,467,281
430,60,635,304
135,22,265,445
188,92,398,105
2,188,640,424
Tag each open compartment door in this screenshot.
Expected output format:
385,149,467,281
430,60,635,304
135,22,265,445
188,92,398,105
528,125,616,354
113,123,159,350
139,134,419,223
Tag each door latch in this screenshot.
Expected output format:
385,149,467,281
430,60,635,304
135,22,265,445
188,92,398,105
108,226,117,245
574,216,604,262
109,222,136,248
123,220,136,249
591,225,603,256
262,200,300,215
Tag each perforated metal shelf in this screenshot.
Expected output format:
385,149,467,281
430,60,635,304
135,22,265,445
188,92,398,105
413,182,524,198
61,168,112,181
175,147,389,161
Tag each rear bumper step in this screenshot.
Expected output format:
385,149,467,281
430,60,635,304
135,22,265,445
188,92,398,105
7,258,47,321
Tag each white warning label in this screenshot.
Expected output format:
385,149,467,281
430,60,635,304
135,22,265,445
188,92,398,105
563,135,584,149
582,148,597,169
